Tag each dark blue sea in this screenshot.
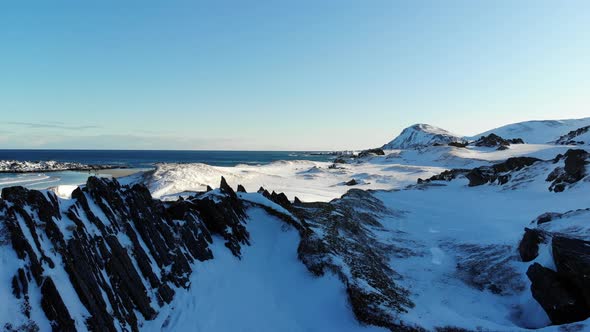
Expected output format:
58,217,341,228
0,150,334,191
0,150,333,168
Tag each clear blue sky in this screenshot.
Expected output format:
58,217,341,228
0,1,588,150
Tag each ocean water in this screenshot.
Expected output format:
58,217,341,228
0,150,334,191
0,150,332,168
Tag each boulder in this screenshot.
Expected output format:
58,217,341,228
526,263,588,325
552,236,590,310
518,228,545,262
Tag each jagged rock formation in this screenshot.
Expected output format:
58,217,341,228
0,176,249,331
554,125,590,145
0,175,428,331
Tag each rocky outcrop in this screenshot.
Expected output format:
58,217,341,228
472,133,524,147
345,179,358,186
358,148,385,158
526,263,588,325
518,228,546,262
555,125,590,145
417,157,541,187
288,189,418,331
0,176,249,331
547,149,589,192
524,233,590,325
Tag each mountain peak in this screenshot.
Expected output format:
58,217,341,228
383,123,463,149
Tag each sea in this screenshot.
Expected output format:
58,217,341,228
0,150,334,191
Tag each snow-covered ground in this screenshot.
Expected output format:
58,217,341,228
144,207,386,332
144,143,576,202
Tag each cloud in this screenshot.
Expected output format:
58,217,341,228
5,121,101,130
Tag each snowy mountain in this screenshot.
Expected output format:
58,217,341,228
382,124,464,149
471,117,590,144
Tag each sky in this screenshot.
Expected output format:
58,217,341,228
0,0,588,150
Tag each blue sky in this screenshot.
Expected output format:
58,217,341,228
0,1,588,150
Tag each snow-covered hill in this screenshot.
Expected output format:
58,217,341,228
470,117,590,144
383,124,464,149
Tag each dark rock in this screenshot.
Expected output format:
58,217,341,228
418,157,540,187
333,157,348,164
269,191,291,209
552,236,590,310
345,179,358,186
534,212,563,225
0,176,249,331
472,133,524,147
237,184,246,193
219,176,237,198
526,262,589,325
206,185,213,192
358,148,385,158
518,228,545,262
40,277,76,331
547,149,589,192
448,142,468,148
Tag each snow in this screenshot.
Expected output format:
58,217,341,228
471,117,590,143
383,124,464,149
147,160,445,202
144,207,386,332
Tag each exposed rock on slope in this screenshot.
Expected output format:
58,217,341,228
547,149,589,192
0,176,423,331
418,156,541,187
383,124,465,149
0,176,249,331
471,133,524,148
554,125,590,145
419,149,589,192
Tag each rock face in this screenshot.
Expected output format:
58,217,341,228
472,133,524,147
523,230,590,325
547,149,589,192
383,124,465,149
0,176,249,331
518,228,545,262
526,263,588,325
